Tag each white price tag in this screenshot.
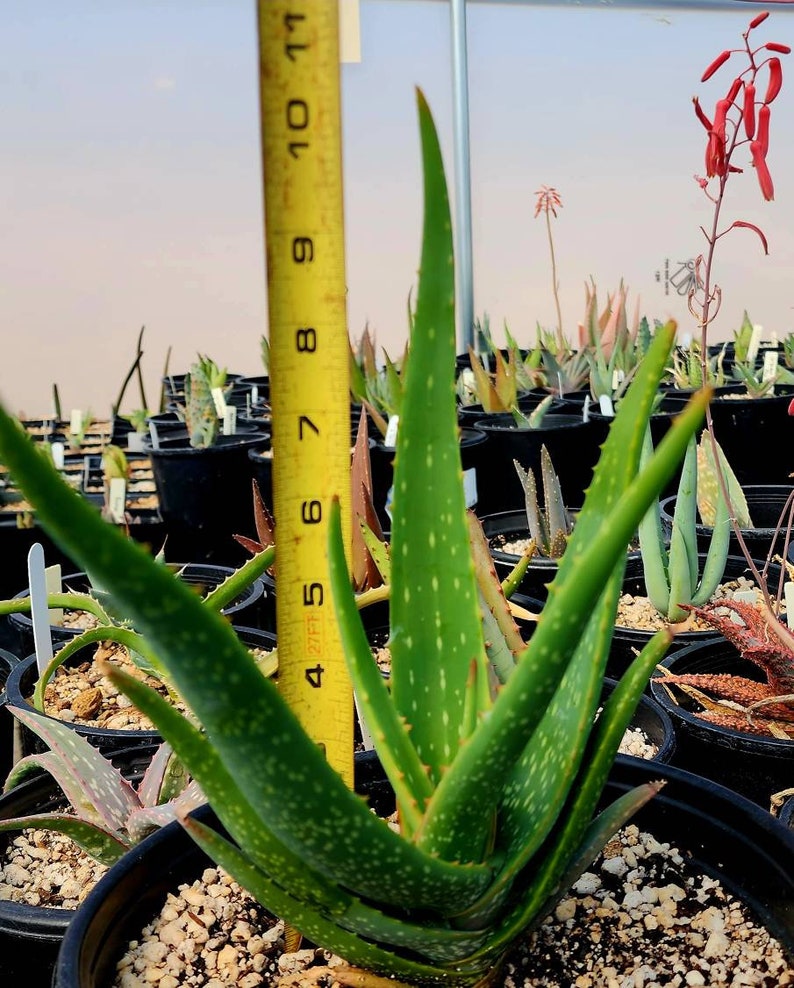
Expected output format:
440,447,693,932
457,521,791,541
463,467,478,508
50,441,65,469
384,415,400,448
222,405,238,436
109,477,127,524
211,387,228,417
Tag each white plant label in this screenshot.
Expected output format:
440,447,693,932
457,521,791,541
599,394,615,418
211,387,228,418
251,385,259,404
28,545,55,676
762,350,779,384
50,441,65,469
582,394,591,423
108,477,127,524
222,405,238,436
384,415,400,448
463,467,478,508
611,369,625,391
747,324,763,366
127,432,145,453
45,562,63,625
786,584,794,628
70,409,83,435
148,421,161,450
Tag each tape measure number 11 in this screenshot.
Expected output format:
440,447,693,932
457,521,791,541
256,1,353,784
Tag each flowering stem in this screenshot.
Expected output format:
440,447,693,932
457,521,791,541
544,210,565,352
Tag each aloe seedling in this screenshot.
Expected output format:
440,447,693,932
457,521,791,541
0,92,709,986
639,431,730,623
0,707,202,865
513,446,573,559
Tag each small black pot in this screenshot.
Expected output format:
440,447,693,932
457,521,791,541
145,432,269,565
470,414,606,516
54,757,794,987
7,563,267,654
650,638,793,808
0,744,158,986
602,677,676,764
369,428,488,530
660,485,794,563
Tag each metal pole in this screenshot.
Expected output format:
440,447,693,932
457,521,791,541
450,0,475,353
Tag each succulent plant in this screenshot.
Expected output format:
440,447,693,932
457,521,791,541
0,91,709,987
639,430,730,624
513,446,573,559
179,355,227,448
0,707,201,865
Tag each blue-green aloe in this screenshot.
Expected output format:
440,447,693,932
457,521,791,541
0,91,709,986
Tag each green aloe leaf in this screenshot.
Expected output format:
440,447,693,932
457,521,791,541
388,89,487,791
0,812,131,866
200,545,275,612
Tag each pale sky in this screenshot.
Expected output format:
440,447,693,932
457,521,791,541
2,1,793,417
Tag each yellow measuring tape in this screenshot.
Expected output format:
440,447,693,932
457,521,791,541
257,0,353,785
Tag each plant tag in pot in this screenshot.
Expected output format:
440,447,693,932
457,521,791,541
148,421,160,450
69,409,83,435
582,393,591,423
786,584,794,627
127,432,145,453
763,350,779,384
384,415,400,448
27,544,56,676
211,387,228,418
747,324,763,366
108,477,127,524
463,467,478,508
222,406,237,436
599,394,615,417
50,441,65,469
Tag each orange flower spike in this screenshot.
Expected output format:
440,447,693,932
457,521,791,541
743,82,757,139
751,140,775,200
765,56,783,103
701,48,732,82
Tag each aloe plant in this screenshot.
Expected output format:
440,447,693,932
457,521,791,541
513,446,573,559
0,708,201,865
179,354,227,448
0,92,709,986
639,431,730,623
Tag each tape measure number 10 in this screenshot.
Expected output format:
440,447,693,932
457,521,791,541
257,0,353,784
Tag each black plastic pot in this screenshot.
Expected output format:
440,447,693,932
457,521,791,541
7,563,267,655
607,553,777,679
470,414,606,516
650,638,793,808
54,757,794,987
660,485,794,563
663,387,794,487
369,428,488,530
6,654,163,759
0,744,158,986
602,677,676,764
0,647,20,782
145,432,269,564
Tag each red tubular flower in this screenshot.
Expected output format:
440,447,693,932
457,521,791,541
788,397,794,416
751,140,775,200
766,43,792,54
765,57,783,103
750,12,770,30
757,103,771,155
692,96,713,132
726,76,743,105
743,82,756,138
702,49,732,82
